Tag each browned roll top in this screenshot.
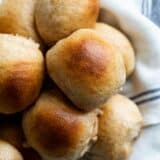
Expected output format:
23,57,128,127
46,29,126,111
23,89,98,160
0,34,44,114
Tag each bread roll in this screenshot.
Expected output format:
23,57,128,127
23,89,98,160
35,0,99,45
94,23,135,77
0,140,23,160
87,95,143,160
0,0,44,48
0,34,44,114
46,29,126,111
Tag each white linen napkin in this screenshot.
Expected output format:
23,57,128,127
100,0,160,126
98,1,160,160
130,125,160,160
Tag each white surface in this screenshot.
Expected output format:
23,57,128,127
99,0,160,159
130,125,160,160
128,0,143,11
100,0,160,126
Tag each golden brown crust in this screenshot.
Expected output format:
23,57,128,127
35,0,99,45
46,29,126,111
94,23,135,77
67,39,106,79
23,89,98,160
88,95,143,160
1,64,41,113
0,34,44,114
29,97,84,155
0,0,44,48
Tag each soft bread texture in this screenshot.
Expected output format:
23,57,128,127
0,140,23,160
35,0,99,45
0,122,42,160
0,34,44,114
0,0,44,48
23,89,98,160
86,95,143,160
94,23,135,77
46,29,126,111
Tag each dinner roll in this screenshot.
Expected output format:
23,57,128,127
35,0,99,45
0,140,23,160
94,23,135,77
46,29,126,111
0,34,44,114
87,95,143,160
0,0,44,48
23,89,98,160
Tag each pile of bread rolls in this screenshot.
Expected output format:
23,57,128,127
0,0,143,160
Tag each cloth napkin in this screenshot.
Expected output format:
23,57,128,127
98,0,160,159
100,0,160,126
